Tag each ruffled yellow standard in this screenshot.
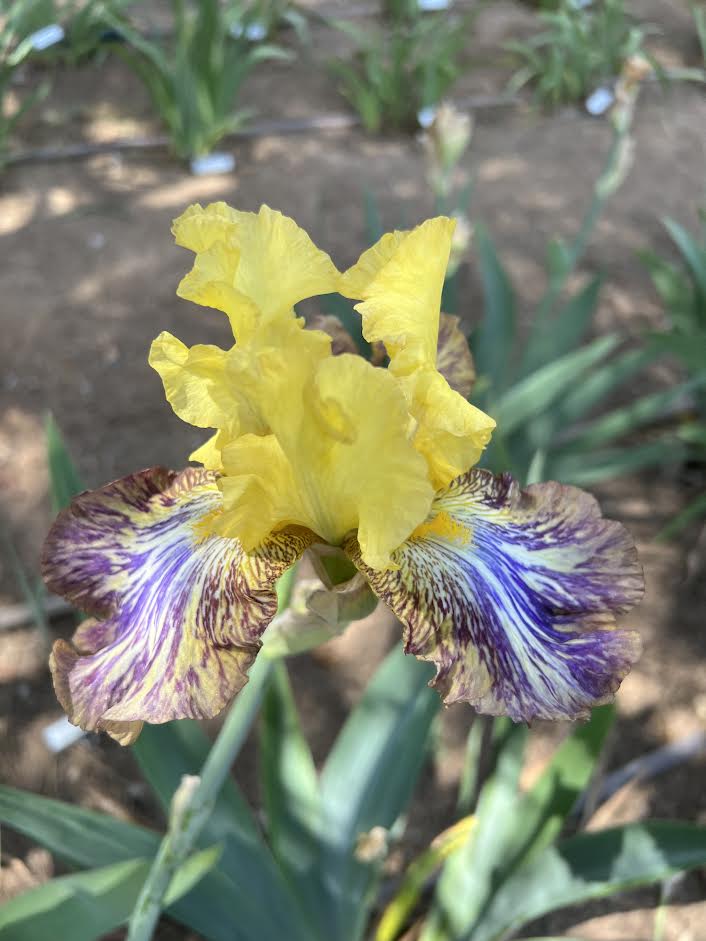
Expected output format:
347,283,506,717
339,217,496,489
43,202,643,743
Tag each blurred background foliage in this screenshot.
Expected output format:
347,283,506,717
5,0,704,162
507,0,652,107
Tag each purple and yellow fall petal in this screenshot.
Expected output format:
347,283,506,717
42,467,313,743
306,313,359,357
436,313,476,399
345,469,643,722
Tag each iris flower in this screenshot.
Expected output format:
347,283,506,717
43,203,643,744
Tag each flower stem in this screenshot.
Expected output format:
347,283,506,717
126,566,297,941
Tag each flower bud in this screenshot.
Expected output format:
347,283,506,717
611,53,651,132
423,103,473,198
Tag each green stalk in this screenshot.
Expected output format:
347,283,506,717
126,565,298,941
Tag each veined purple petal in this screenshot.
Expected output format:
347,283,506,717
345,469,643,722
43,467,312,743
436,313,475,398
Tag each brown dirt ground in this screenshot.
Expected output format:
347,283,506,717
1,1,705,939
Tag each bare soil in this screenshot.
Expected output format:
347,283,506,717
1,2,705,939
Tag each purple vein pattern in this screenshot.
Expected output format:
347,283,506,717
346,469,644,722
43,466,312,743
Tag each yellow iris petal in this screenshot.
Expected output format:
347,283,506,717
171,201,240,253
172,203,340,340
307,355,435,569
338,229,407,298
341,214,494,488
215,434,301,547
149,332,235,430
150,328,297,441
340,216,456,373
401,369,496,490
159,201,494,572
231,205,340,324
224,317,332,442
189,430,228,472
211,350,434,570
176,241,259,339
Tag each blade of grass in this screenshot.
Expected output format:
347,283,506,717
45,413,84,513
473,224,517,396
421,720,527,941
494,334,619,436
318,648,439,941
259,660,323,934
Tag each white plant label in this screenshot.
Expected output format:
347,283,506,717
190,152,236,176
245,22,267,41
417,106,437,128
585,86,615,116
29,24,65,51
230,21,267,41
42,716,86,753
